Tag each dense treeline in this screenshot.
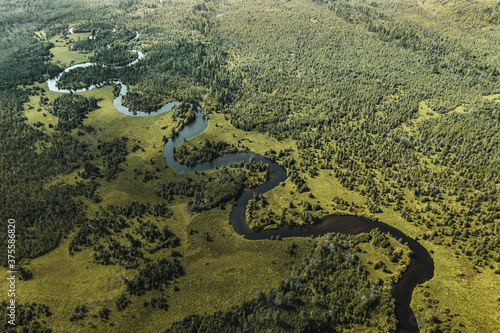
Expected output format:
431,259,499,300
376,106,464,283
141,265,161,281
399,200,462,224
171,102,197,122
0,89,102,265
48,94,99,131
167,231,400,332
0,39,60,90
0,0,116,37
122,40,226,111
121,89,165,112
141,40,224,87
219,1,497,136
97,137,129,180
174,139,238,166
90,46,138,66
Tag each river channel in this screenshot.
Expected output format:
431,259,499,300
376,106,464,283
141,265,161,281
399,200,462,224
163,111,434,333
47,45,433,333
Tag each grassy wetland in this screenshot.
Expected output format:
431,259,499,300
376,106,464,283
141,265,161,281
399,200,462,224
1,0,499,332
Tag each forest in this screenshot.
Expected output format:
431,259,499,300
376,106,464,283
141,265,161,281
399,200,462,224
0,0,499,332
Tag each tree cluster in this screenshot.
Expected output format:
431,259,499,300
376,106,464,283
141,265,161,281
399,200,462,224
166,232,399,332
0,90,101,264
0,39,60,90
122,258,184,295
48,94,99,131
0,301,52,333
174,139,238,167
156,164,268,213
68,202,178,268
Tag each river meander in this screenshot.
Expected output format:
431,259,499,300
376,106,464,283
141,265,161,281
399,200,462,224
164,118,434,333
47,43,433,333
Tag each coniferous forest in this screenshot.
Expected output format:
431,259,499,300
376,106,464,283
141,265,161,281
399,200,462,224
0,0,499,332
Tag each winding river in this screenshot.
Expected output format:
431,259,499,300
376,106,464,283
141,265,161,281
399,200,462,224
164,115,434,333
47,40,433,333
